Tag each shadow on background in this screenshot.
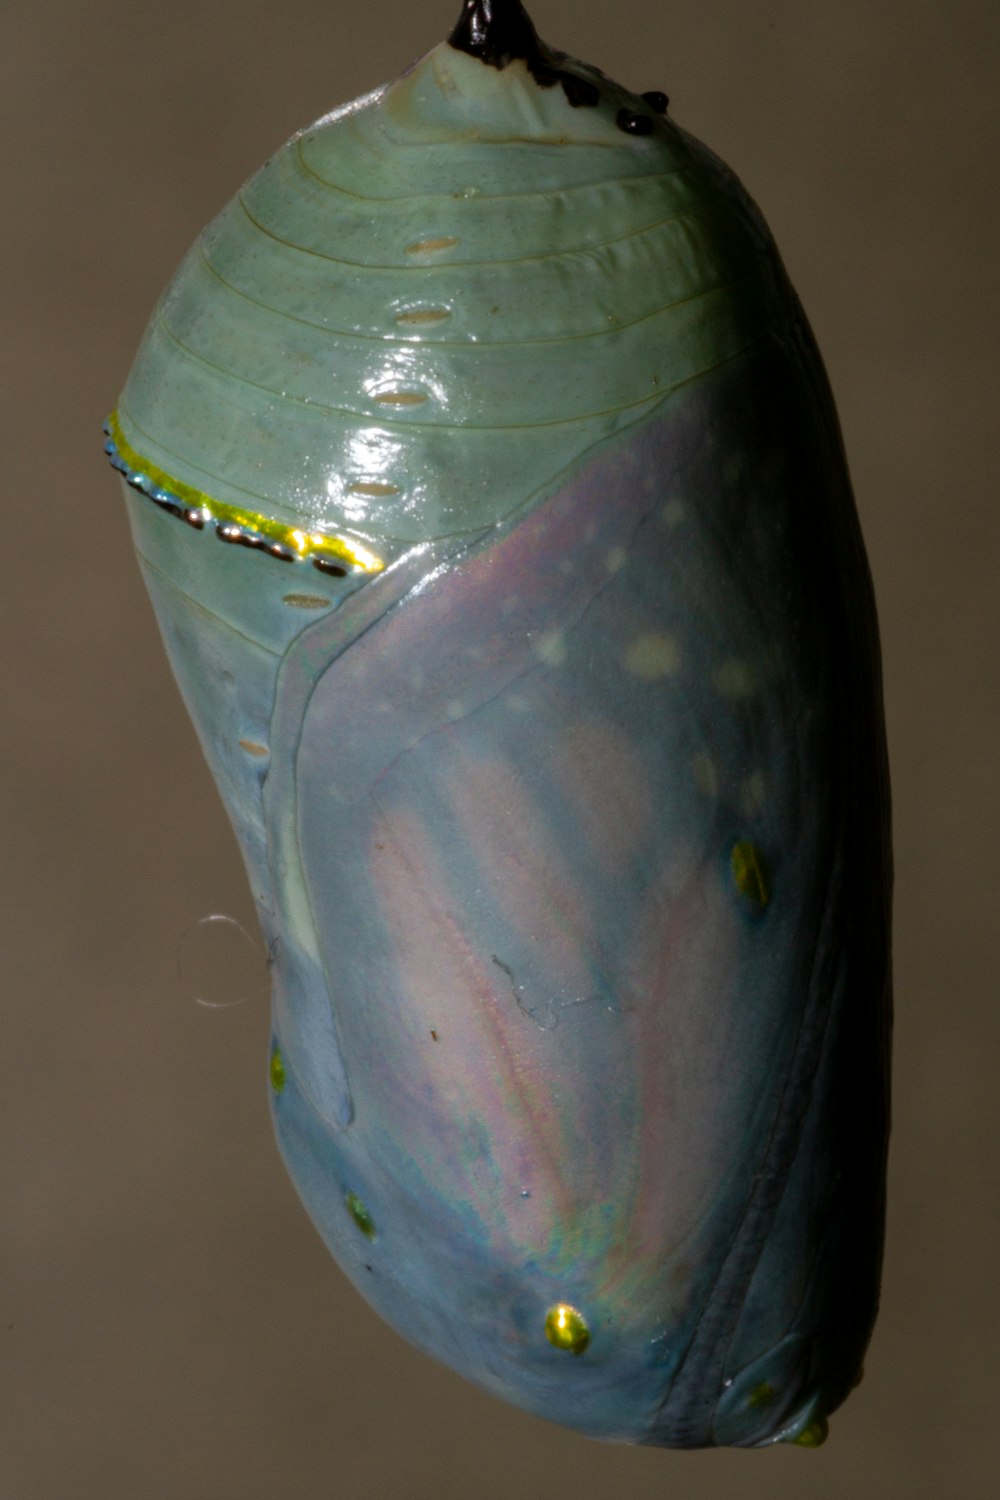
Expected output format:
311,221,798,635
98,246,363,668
3,1,997,1496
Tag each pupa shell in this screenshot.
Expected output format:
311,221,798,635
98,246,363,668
107,0,891,1449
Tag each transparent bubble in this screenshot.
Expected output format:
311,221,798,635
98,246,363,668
176,913,272,1010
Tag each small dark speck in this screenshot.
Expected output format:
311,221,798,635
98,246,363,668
430,1028,439,1041
641,90,669,114
616,109,654,136
365,1264,373,1272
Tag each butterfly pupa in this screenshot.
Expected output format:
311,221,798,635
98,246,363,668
106,0,891,1448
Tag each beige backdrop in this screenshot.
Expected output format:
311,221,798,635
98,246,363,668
4,1,997,1495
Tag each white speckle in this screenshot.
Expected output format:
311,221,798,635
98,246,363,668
623,633,680,680
741,771,766,816
712,658,757,699
660,499,684,527
606,546,627,574
691,751,718,797
533,629,566,668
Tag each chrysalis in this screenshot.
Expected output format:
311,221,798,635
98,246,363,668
106,0,891,1448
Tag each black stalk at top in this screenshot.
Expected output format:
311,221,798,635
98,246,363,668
448,0,543,70
448,0,602,108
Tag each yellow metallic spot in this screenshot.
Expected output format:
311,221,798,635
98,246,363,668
712,658,757,699
731,841,770,908
239,738,269,758
269,1046,285,1094
345,1191,376,1240
748,1381,776,1409
283,594,332,610
790,1416,829,1448
545,1303,590,1356
406,236,459,255
106,410,383,572
623,632,680,681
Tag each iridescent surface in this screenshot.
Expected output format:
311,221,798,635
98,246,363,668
112,0,890,1450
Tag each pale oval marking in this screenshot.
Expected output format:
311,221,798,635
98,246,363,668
283,593,333,610
691,751,719,798
373,390,428,406
713,658,757,699
395,308,452,326
348,481,400,496
405,236,459,255
533,629,566,668
623,632,680,680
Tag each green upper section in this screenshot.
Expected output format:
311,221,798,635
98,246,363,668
118,33,778,549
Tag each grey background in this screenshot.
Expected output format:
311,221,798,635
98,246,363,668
3,0,997,1495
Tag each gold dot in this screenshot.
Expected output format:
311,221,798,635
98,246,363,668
790,1416,829,1448
345,1191,376,1240
544,1303,590,1355
731,841,770,908
269,1046,285,1094
239,738,269,758
623,632,680,681
748,1380,776,1409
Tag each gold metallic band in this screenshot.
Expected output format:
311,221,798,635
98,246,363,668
105,410,383,573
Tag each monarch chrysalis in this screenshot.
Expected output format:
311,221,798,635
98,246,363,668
106,0,891,1448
